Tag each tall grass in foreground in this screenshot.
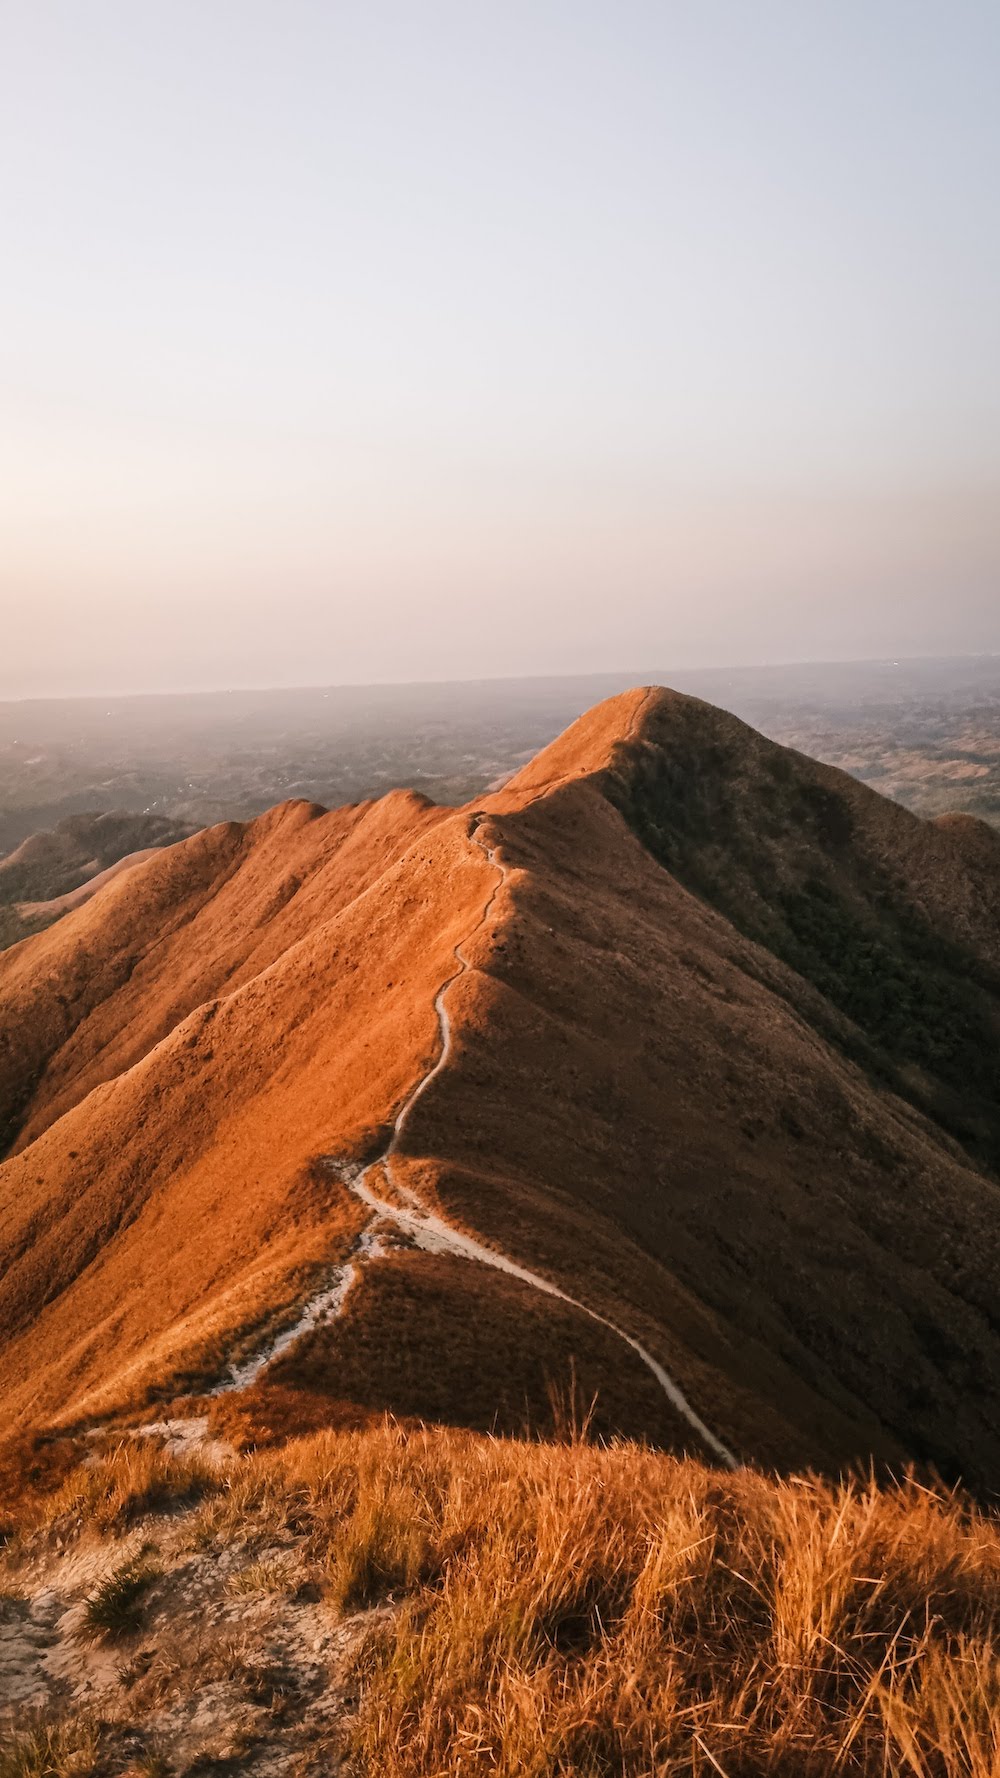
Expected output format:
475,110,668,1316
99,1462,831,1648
264,1426,1000,1777
0,1718,101,1778
7,1422,1000,1773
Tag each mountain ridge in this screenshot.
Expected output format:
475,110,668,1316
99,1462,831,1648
2,687,999,1486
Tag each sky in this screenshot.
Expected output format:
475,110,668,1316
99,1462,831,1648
2,0,999,699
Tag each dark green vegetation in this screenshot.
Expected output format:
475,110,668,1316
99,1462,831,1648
79,1558,160,1643
612,696,1000,1171
777,878,999,1157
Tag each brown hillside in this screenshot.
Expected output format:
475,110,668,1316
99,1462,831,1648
1,687,999,1487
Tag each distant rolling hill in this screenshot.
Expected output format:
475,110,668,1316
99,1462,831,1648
0,810,197,951
2,688,999,1486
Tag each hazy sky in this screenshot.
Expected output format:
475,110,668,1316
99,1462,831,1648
2,1,999,698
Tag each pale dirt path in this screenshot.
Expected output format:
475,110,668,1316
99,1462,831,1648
0,1495,369,1759
213,690,737,1468
325,819,737,1470
210,1223,390,1396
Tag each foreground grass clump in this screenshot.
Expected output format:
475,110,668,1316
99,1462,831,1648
79,1556,160,1643
262,1425,1000,1777
19,1438,219,1539
0,1715,100,1778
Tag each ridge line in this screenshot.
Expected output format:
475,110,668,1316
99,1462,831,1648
212,688,737,1469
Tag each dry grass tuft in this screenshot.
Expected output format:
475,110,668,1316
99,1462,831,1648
0,1435,82,1540
78,1556,161,1643
38,1440,218,1539
225,1553,300,1597
0,1714,100,1778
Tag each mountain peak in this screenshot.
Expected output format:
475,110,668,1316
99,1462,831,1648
2,690,1000,1489
493,684,661,802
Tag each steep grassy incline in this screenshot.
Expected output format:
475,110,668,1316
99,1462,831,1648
2,687,999,1489
605,689,1000,1167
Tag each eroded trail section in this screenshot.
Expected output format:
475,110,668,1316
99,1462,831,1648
336,1156,737,1468
317,821,736,1470
210,1219,390,1395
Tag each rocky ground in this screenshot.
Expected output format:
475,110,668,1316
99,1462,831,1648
0,1425,373,1775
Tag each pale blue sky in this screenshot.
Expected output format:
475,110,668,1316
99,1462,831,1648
2,0,998,696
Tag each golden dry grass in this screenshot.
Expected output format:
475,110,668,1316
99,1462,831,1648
5,1436,220,1538
206,1423,1000,1777
0,1716,102,1778
5,1423,1000,1773
4,687,1000,1488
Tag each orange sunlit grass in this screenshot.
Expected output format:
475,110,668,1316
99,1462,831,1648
5,1422,1000,1773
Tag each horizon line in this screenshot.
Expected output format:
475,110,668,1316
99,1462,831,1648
3,649,999,710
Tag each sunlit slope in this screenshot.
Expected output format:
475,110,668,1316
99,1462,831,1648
2,687,999,1485
0,790,448,1149
0,792,485,1425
